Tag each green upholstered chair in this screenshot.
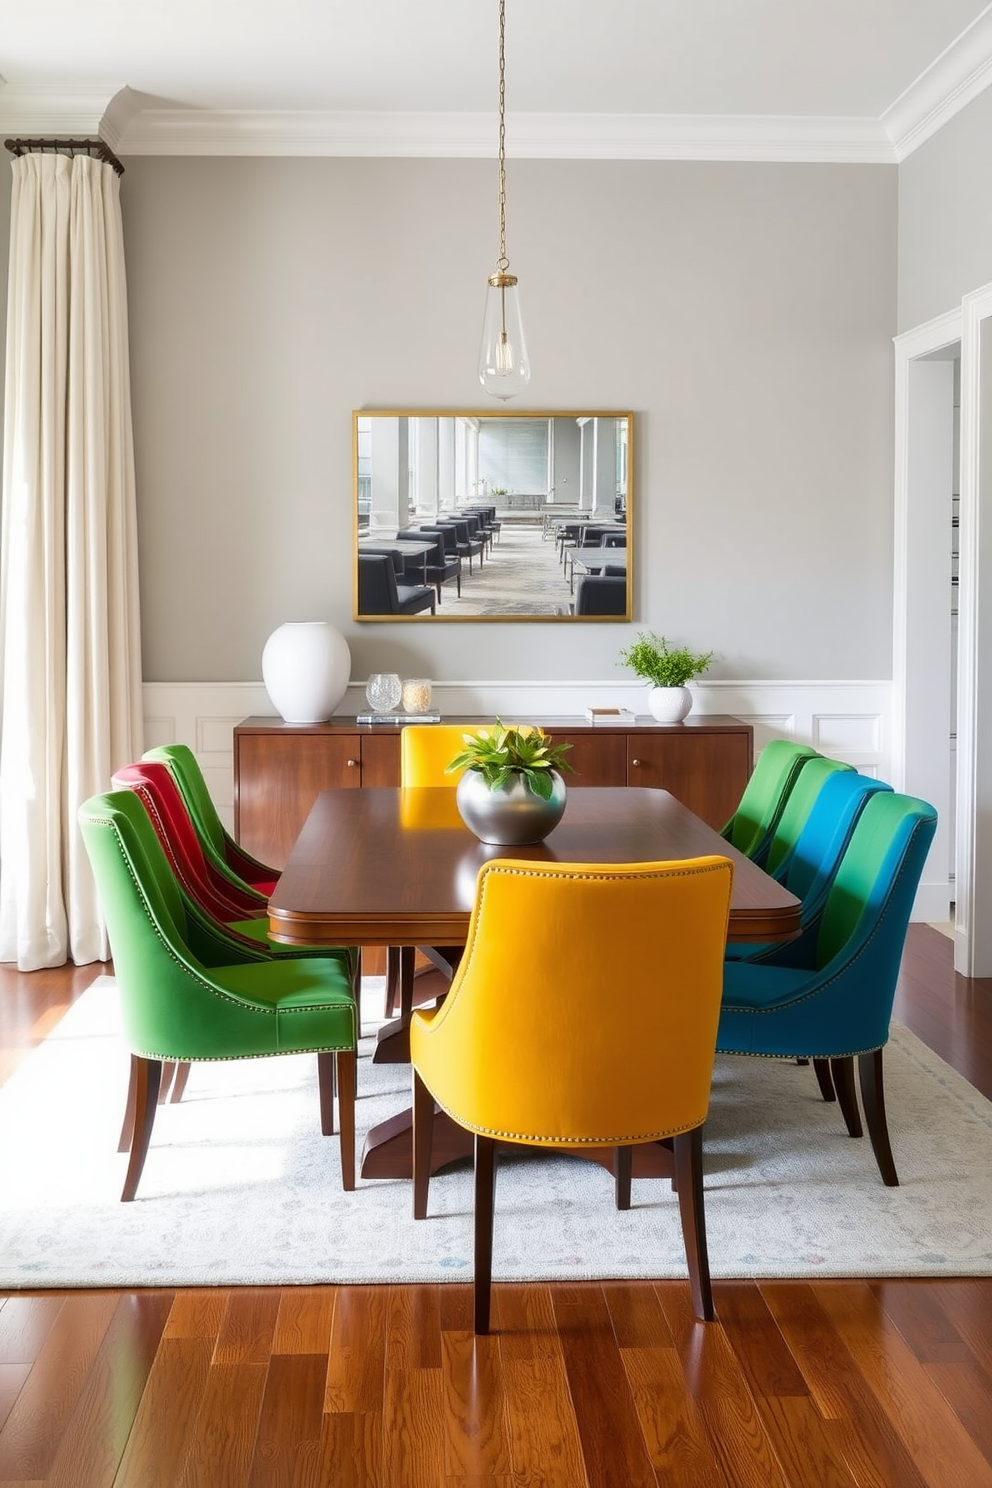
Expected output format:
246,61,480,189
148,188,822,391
142,742,278,899
719,791,938,1186
79,790,358,1201
762,754,855,876
720,739,820,866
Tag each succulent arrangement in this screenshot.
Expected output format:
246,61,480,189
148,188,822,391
447,719,573,799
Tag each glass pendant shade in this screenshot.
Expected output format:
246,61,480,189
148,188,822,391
478,272,530,399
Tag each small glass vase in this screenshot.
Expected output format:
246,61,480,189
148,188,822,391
365,672,402,714
402,678,433,715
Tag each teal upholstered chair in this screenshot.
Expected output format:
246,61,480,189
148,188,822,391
79,790,358,1201
762,754,855,876
726,770,892,964
720,740,820,866
719,791,938,1186
143,742,277,899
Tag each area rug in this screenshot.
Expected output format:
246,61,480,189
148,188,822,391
1,976,991,1289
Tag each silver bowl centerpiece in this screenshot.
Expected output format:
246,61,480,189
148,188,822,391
447,720,573,846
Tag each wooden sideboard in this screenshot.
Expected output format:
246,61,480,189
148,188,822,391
233,714,753,869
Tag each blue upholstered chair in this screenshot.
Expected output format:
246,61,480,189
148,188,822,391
720,740,820,866
763,755,855,876
726,770,893,965
719,791,938,1186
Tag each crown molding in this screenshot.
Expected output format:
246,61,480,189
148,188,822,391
6,25,992,169
111,105,895,163
0,82,123,137
883,5,992,160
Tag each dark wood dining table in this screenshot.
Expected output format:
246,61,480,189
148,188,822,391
268,785,801,1180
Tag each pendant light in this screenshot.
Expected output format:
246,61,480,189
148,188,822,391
478,0,531,399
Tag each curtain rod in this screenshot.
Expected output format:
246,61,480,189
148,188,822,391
4,137,124,177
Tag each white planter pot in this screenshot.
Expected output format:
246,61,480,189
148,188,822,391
647,685,692,724
261,621,351,723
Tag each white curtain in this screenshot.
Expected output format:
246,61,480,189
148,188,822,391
0,152,143,969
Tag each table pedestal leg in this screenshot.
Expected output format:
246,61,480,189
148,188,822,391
359,1109,677,1184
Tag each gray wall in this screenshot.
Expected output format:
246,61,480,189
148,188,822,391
84,157,899,681
899,88,992,333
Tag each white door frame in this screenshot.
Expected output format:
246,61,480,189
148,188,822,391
895,289,992,975
954,284,992,976
893,309,959,928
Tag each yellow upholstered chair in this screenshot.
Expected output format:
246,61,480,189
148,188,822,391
410,854,734,1332
388,722,520,1017
400,723,480,787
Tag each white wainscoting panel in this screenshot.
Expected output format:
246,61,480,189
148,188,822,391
142,677,948,918
142,674,894,810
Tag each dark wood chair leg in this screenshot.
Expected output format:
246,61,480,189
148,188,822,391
412,1068,435,1219
317,1051,336,1135
384,946,401,1018
614,1146,632,1210
336,1049,356,1191
118,1053,139,1153
813,1058,836,1103
672,1126,714,1322
858,1048,899,1187
474,1134,497,1336
398,946,416,1021
121,1056,162,1202
829,1057,863,1138
170,1061,192,1103
158,1060,176,1102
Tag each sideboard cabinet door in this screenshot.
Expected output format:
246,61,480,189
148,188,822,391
626,731,750,830
235,734,362,869
549,732,627,786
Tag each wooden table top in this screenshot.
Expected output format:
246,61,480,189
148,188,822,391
268,786,801,948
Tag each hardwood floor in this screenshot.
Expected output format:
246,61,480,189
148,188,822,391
1,926,991,1487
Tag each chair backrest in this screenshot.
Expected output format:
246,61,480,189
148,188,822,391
142,742,227,859
413,855,733,1144
112,761,260,920
722,739,820,861
764,754,855,875
779,771,892,909
397,530,444,565
79,790,203,1051
815,791,938,975
420,524,457,556
79,791,289,1060
400,722,530,787
574,575,627,615
600,530,627,547
401,724,481,786
358,552,400,614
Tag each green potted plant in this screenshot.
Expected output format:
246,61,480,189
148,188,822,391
618,632,714,723
447,719,573,844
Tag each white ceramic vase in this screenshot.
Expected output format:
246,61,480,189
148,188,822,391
261,621,351,723
647,685,692,724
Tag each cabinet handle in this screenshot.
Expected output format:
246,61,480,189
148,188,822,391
631,758,641,767
347,758,358,768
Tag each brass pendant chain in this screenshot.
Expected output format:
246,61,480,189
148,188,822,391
496,0,509,274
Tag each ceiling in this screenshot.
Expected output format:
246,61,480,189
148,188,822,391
2,0,992,161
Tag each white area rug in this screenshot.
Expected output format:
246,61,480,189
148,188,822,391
2,976,991,1289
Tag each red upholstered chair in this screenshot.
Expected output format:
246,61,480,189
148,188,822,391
112,762,264,925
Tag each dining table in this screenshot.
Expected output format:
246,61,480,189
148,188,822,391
268,784,802,1181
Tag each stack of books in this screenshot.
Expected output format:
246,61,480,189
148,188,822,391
584,707,636,725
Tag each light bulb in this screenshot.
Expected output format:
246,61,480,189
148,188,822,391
478,272,530,400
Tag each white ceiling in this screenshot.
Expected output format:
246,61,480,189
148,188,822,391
2,0,992,161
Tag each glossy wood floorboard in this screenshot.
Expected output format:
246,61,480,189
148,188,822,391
1,925,991,1487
